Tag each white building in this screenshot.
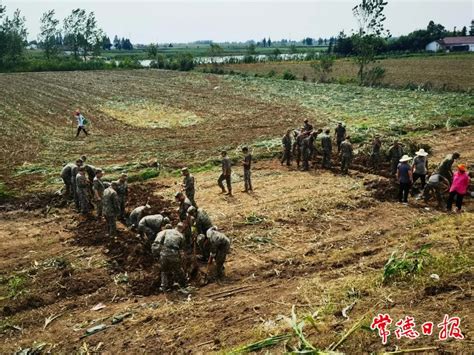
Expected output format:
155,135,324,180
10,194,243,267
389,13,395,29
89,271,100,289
426,36,474,52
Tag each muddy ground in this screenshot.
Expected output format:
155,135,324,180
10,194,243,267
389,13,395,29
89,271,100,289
1,153,472,353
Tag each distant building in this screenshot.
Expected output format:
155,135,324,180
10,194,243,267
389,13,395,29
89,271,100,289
426,36,474,52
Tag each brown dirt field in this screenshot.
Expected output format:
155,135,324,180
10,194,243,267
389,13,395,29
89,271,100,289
213,55,474,91
1,155,472,353
0,69,472,353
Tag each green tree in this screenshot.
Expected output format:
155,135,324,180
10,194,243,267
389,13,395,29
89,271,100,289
102,35,112,50
39,10,60,59
246,43,256,55
0,7,28,68
63,9,86,59
289,44,298,53
352,0,389,85
113,35,121,49
147,43,158,58
460,26,467,36
311,55,335,83
82,11,103,58
267,37,272,47
207,43,224,56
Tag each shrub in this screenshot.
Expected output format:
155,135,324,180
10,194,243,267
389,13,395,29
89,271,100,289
282,70,296,80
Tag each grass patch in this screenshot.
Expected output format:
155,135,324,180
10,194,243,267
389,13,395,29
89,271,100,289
0,275,28,300
127,168,160,183
0,181,13,199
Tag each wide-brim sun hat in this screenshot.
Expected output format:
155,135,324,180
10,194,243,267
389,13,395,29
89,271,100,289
399,155,412,162
415,148,428,156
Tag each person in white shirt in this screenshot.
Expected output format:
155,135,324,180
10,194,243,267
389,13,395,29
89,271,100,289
74,109,89,137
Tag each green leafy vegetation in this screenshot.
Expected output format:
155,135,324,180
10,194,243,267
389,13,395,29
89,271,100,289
383,244,432,283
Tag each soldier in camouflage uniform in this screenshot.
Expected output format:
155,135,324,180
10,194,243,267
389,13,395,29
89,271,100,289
187,206,213,236
370,136,382,171
103,182,120,236
71,159,83,210
303,119,313,132
281,129,292,166
197,227,231,278
388,141,404,176
128,204,151,229
151,223,186,291
115,173,128,220
181,167,196,207
61,161,77,199
175,192,193,248
293,130,306,168
76,166,91,215
92,168,105,218
321,129,332,168
340,136,353,175
301,134,311,171
242,147,253,192
437,152,460,183
335,122,346,153
138,214,170,242
217,151,232,196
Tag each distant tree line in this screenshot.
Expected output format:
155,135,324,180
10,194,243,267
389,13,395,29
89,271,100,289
0,4,136,71
333,20,473,56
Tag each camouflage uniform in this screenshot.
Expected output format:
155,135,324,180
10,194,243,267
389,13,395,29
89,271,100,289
128,205,148,228
183,174,196,207
60,163,76,198
437,154,456,182
321,133,332,168
388,145,404,176
103,187,120,236
85,165,97,183
198,229,231,278
71,164,81,209
151,229,186,290
243,153,252,192
371,138,382,170
138,214,166,242
281,134,292,166
301,136,311,171
193,208,213,236
92,175,105,217
340,140,353,174
335,125,346,153
76,173,90,214
217,156,232,193
115,180,128,219
293,132,304,168
178,198,193,248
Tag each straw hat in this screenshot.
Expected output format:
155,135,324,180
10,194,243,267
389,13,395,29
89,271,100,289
415,148,428,156
399,155,412,162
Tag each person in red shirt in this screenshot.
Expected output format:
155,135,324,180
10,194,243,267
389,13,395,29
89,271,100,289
447,164,470,213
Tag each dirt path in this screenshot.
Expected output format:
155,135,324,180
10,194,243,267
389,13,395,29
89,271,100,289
1,158,472,353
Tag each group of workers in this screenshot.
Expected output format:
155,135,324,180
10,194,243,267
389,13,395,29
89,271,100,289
280,120,471,212
61,157,230,292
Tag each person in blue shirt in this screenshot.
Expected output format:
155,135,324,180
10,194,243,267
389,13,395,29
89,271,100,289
397,155,413,203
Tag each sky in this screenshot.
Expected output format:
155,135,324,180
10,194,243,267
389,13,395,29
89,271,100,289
2,0,473,44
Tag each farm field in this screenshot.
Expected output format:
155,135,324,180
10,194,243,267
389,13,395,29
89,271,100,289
0,69,473,353
204,54,474,91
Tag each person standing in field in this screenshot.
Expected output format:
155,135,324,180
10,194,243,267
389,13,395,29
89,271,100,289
340,136,353,175
370,136,382,171
181,167,196,207
92,169,105,219
242,147,253,192
115,173,128,221
397,155,413,204
60,161,77,199
447,164,470,213
74,109,89,137
218,151,232,196
293,130,305,169
437,152,461,183
301,134,311,171
388,141,404,176
412,149,429,189
321,129,332,169
76,166,91,216
281,129,292,166
71,159,84,210
335,122,346,153
103,182,120,236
